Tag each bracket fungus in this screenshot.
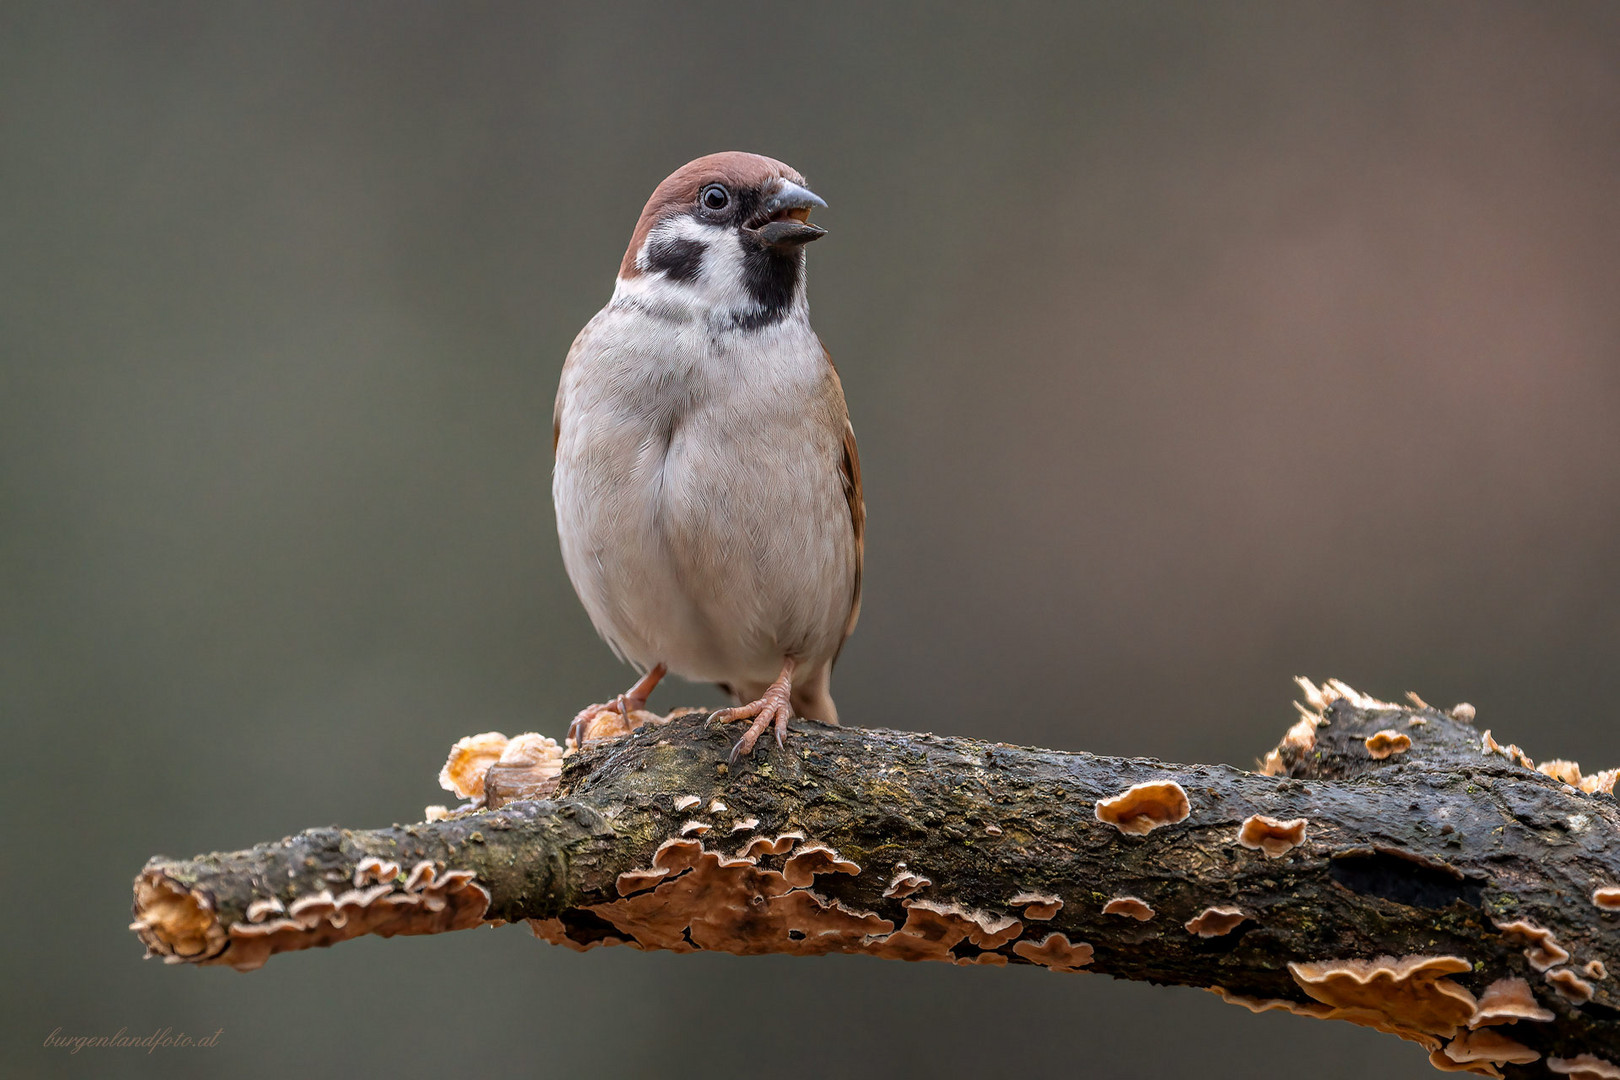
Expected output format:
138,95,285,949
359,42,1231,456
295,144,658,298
1236,815,1308,858
1467,978,1555,1028
1185,906,1249,937
1102,895,1156,921
1296,675,1331,711
1546,967,1594,1005
244,897,284,924
437,731,511,802
1481,730,1535,770
1209,987,1339,1021
1094,780,1190,835
883,869,932,900
1538,758,1584,786
1431,1028,1539,1074
537,833,1049,968
780,843,861,887
1216,977,1521,1072
1009,891,1063,920
353,857,400,887
1550,1056,1620,1080
402,861,439,892
1365,729,1413,760
615,868,669,897
1259,679,1396,774
438,731,563,811
895,902,1023,951
867,902,997,963
1495,919,1570,972
1580,768,1620,795
133,861,490,973
1284,709,1322,753
1584,960,1609,981
862,902,1015,964
286,890,336,924
540,834,891,957
483,734,565,808
739,831,804,858
1592,887,1620,912
1012,932,1094,972
1323,678,1403,711
1288,955,1478,1048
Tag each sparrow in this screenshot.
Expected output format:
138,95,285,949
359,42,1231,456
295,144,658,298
552,152,864,760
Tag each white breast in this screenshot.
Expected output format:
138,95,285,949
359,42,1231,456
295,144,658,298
553,294,855,691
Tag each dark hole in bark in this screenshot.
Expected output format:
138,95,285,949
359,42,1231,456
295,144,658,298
559,909,627,946
1330,848,1483,909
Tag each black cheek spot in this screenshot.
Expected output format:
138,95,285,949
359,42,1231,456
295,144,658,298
645,236,705,282
1329,848,1483,909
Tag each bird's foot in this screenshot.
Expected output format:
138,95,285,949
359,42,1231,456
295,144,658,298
568,665,668,750
708,660,797,762
567,697,632,749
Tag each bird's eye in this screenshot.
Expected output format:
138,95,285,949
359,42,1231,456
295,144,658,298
700,184,730,211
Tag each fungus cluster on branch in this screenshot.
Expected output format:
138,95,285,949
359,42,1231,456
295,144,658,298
130,677,1620,1076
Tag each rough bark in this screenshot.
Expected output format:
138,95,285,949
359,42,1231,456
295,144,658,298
131,682,1620,1077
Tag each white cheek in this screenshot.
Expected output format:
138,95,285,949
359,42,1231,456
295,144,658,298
624,217,757,315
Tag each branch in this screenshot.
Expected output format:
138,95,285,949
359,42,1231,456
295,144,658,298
132,680,1620,1078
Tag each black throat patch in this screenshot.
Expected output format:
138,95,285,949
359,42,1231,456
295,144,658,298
734,237,802,330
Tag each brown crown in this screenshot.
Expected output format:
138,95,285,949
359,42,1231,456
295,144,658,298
619,152,806,279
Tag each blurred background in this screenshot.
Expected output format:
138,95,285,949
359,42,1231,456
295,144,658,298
6,2,1620,1076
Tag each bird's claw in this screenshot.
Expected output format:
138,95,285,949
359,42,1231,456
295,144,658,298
713,692,793,762
568,693,633,748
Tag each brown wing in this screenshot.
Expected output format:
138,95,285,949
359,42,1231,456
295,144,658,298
824,343,865,663
838,413,865,649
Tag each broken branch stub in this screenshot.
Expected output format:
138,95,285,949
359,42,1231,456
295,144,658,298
133,679,1620,1075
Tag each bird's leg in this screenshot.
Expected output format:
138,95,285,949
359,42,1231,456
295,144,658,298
568,663,667,746
708,657,797,762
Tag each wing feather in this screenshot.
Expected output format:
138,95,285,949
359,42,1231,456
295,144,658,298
823,343,864,661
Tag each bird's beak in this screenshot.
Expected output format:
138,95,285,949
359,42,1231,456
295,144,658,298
753,180,827,247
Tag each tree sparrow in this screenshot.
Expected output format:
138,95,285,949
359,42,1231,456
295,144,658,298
552,152,864,759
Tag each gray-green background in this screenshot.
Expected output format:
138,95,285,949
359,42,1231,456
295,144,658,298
6,3,1620,1077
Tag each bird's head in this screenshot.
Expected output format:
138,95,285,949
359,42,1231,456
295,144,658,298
615,152,826,328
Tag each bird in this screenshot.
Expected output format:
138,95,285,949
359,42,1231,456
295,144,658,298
552,152,864,761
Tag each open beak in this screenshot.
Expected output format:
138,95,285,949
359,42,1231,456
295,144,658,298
752,180,827,247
